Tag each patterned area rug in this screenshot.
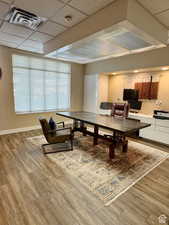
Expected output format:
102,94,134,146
26,134,168,206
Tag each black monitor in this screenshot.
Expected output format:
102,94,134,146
129,100,142,110
123,89,139,101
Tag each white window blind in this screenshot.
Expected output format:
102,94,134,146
12,54,71,113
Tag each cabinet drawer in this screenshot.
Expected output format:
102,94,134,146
140,129,169,145
155,125,169,134
155,119,169,128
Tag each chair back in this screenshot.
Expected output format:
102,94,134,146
111,103,129,118
39,118,52,142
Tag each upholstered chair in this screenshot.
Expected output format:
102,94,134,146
104,103,130,154
39,118,73,154
111,103,129,118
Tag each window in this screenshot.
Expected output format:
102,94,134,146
12,54,71,113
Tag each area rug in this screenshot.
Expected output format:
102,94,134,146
26,134,168,206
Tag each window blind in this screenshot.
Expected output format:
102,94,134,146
12,54,71,113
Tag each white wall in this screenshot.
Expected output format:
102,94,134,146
85,46,169,75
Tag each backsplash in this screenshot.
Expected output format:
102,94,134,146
108,71,169,115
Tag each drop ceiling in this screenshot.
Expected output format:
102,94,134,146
45,0,168,63
46,23,165,64
0,0,168,62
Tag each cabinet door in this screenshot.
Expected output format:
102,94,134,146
135,82,158,99
83,74,98,113
135,82,149,99
135,82,143,99
142,82,150,99
150,82,158,99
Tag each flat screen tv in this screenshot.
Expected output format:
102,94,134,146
123,89,139,101
129,100,142,110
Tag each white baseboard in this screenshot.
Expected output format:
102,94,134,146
0,120,72,136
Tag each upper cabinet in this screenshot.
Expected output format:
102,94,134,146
135,81,159,99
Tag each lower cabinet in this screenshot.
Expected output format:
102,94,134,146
129,113,169,145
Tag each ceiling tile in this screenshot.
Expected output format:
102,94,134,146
0,22,33,38
29,32,53,43
19,39,43,50
156,10,169,27
14,0,64,18
69,0,115,15
51,5,87,27
0,40,18,48
137,0,169,14
0,31,24,44
0,1,9,19
38,21,66,36
18,45,43,53
60,0,71,3
1,0,13,3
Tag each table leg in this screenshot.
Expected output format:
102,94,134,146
80,121,87,136
122,139,128,153
73,119,78,130
108,131,117,159
93,125,99,145
109,142,116,159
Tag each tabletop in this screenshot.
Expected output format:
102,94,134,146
56,111,151,134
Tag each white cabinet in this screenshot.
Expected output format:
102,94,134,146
83,74,109,113
83,74,98,113
129,113,169,145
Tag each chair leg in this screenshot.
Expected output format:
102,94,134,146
69,136,74,151
70,136,73,151
42,143,48,154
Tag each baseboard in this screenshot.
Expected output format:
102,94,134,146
0,125,41,135
0,120,72,136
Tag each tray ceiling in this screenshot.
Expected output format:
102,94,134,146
0,0,168,63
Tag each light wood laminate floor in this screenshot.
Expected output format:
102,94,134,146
0,130,169,225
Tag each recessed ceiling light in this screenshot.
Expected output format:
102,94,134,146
134,70,139,73
162,67,168,71
112,72,117,75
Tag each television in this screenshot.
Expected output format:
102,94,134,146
123,89,139,101
129,100,142,110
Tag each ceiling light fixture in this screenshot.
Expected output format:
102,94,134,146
134,70,139,73
161,67,168,71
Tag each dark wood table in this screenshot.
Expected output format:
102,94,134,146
56,111,151,159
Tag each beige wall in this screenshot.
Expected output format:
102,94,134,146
85,46,169,75
0,46,84,132
108,71,169,115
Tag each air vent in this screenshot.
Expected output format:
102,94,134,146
7,7,46,30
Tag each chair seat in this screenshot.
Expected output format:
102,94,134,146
47,128,72,144
56,128,71,136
